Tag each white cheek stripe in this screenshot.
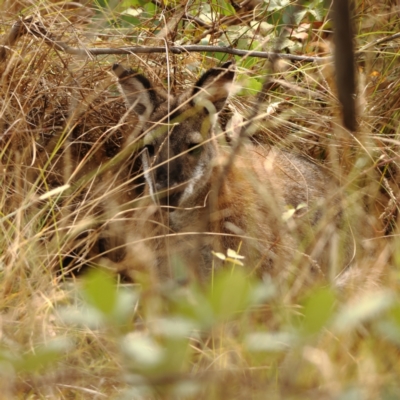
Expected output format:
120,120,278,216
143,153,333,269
180,161,206,205
142,154,156,203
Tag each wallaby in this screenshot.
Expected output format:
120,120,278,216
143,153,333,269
112,61,345,280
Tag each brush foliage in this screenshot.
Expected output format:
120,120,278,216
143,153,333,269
0,0,399,398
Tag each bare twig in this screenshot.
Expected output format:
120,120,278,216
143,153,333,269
358,32,400,52
56,44,327,62
1,18,329,62
183,14,212,29
2,16,400,68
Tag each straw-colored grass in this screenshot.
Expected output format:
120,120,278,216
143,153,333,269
0,0,400,398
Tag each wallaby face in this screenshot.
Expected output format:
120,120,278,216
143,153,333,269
113,62,235,207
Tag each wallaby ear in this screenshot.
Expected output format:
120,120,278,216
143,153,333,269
112,63,158,121
192,61,235,112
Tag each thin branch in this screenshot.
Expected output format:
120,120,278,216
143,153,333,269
183,14,212,29
2,18,329,62
2,16,400,67
358,32,400,52
56,44,328,62
44,29,400,61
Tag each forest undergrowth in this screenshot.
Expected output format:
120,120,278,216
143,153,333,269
0,0,400,398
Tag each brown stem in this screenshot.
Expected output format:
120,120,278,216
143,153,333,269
332,0,357,132
1,16,400,66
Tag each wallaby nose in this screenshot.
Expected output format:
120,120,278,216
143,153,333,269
154,164,180,195
155,168,168,191
154,166,181,207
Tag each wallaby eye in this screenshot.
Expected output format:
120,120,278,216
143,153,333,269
144,144,155,157
188,143,202,156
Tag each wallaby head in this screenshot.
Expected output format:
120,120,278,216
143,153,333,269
113,62,235,208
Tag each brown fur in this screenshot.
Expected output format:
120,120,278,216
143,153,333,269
112,62,345,280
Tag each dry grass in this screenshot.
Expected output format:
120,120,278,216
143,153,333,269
0,0,400,399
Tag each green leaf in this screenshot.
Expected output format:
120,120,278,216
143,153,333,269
237,76,263,95
122,0,147,6
59,304,104,328
209,269,253,321
14,339,70,372
152,317,197,339
250,278,277,303
143,2,157,16
376,320,400,346
212,0,236,16
334,290,395,333
261,22,275,36
171,285,214,328
389,303,400,328
306,0,327,21
95,0,109,9
294,9,308,24
84,269,117,316
245,331,294,352
113,287,139,327
375,302,400,345
120,14,141,27
266,0,291,11
95,0,119,10
336,387,364,400
122,334,165,369
300,287,336,336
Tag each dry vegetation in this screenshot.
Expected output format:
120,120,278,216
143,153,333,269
0,0,400,398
